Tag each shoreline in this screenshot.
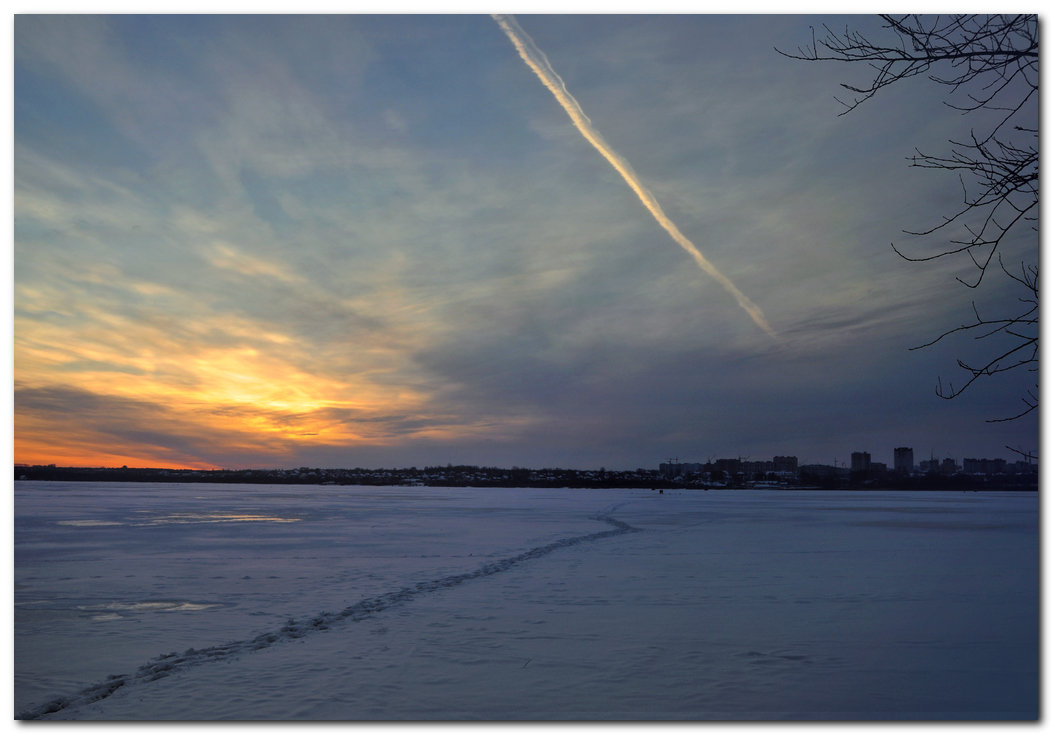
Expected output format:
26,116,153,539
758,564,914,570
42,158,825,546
13,464,1038,492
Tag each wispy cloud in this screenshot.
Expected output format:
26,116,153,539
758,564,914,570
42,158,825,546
203,242,305,284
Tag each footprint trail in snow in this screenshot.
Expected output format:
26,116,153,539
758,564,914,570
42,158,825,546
18,514,640,720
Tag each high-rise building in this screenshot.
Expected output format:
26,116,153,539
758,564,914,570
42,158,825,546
713,458,742,476
851,451,871,473
894,447,914,474
963,458,1008,474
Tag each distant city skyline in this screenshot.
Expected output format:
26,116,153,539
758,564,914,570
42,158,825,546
15,440,1038,474
661,445,1035,473
14,15,1038,471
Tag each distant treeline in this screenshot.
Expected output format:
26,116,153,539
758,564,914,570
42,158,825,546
13,464,1037,490
13,464,672,488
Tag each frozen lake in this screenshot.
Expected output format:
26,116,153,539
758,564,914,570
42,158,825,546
14,482,1038,720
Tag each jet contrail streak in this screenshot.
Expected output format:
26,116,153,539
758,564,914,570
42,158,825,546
492,14,776,338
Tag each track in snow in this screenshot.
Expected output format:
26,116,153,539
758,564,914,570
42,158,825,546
18,514,640,720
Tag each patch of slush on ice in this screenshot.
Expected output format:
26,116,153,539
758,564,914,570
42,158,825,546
77,601,223,614
57,520,125,527
140,513,301,525
58,514,303,527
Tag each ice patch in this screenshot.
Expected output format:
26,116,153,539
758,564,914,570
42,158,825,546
140,513,301,525
57,520,125,527
58,514,302,527
77,601,223,614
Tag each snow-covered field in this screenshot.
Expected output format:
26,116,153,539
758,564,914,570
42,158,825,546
14,482,1038,720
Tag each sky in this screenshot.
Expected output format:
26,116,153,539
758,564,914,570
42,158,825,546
12,13,1040,470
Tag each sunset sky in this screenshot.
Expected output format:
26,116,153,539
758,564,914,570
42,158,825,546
13,14,1039,470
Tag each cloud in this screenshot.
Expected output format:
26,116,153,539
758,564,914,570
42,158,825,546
15,385,233,468
203,241,305,284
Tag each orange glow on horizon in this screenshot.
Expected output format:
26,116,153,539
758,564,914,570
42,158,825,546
13,228,539,469
13,439,220,471
13,323,516,468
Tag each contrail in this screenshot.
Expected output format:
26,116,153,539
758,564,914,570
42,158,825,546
492,14,776,338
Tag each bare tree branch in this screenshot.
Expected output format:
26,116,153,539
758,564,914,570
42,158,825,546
780,15,1038,421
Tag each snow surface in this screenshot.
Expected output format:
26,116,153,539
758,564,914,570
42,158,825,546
14,482,1038,720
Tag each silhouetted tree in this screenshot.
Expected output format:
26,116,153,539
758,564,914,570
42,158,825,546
780,15,1038,421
